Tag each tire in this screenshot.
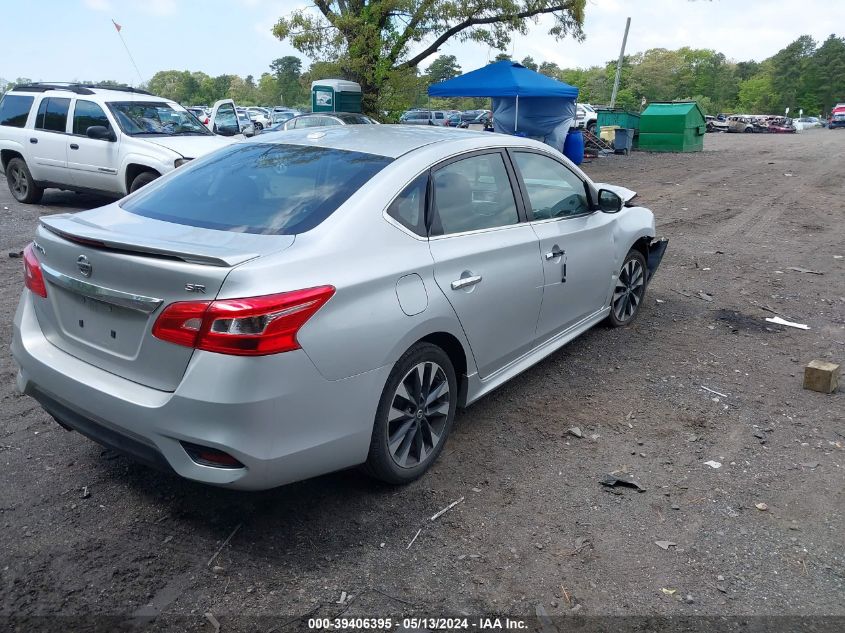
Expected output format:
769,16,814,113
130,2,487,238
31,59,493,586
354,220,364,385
254,122,264,131
587,122,596,135
743,127,753,133
606,249,648,328
365,343,458,484
129,171,159,193
6,157,43,204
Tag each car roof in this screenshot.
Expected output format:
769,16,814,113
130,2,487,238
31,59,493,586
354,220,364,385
248,124,535,159
11,85,172,103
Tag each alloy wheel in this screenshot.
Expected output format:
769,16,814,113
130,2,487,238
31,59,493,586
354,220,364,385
10,165,28,198
387,361,450,469
612,258,645,322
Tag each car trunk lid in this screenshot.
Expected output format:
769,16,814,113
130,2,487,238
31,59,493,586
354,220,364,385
31,204,294,391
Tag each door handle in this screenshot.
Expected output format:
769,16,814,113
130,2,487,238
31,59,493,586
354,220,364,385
451,274,482,290
29,138,38,144
69,143,79,150
545,246,565,260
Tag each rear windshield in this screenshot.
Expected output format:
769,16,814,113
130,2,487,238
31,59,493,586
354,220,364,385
121,143,392,235
0,94,34,127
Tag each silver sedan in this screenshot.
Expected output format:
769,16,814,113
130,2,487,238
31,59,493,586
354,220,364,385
12,126,667,490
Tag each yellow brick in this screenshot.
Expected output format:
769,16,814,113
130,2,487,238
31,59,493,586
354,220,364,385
803,360,840,394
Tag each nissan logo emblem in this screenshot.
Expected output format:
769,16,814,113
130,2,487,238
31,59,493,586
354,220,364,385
77,255,92,278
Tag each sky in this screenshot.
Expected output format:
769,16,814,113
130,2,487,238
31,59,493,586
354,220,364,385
1,0,843,86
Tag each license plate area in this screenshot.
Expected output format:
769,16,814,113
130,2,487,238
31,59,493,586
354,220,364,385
52,286,149,357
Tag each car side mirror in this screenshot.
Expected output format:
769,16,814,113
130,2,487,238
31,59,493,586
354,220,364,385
86,126,115,142
597,189,623,213
214,124,240,137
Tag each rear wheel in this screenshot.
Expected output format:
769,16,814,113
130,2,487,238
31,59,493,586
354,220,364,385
129,170,159,193
365,343,457,484
6,158,43,204
587,122,597,135
606,249,648,327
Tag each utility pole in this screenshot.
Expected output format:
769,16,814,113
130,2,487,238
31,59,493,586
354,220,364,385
609,17,631,109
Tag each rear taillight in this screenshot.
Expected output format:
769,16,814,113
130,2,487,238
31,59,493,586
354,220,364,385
152,286,335,356
23,243,47,298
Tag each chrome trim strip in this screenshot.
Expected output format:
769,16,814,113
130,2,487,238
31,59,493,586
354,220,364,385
40,263,163,314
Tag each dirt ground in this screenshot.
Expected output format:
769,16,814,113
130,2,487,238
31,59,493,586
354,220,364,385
0,130,843,632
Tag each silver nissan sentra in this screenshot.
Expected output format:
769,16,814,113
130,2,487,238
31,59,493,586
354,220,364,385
12,126,666,490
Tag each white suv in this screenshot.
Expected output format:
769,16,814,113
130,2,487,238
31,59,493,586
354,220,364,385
575,103,598,133
0,83,239,203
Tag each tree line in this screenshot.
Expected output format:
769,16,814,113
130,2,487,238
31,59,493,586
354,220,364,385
3,34,843,118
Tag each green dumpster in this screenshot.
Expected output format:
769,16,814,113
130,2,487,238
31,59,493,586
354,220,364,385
311,79,363,113
638,101,706,152
596,109,641,134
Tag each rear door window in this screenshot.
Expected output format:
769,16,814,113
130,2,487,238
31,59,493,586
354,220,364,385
430,152,519,236
121,143,393,235
35,97,70,132
0,94,34,127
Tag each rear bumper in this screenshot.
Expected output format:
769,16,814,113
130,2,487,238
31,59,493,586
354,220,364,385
12,291,388,490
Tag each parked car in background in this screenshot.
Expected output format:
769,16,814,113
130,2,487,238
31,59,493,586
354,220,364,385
236,109,256,137
186,107,208,123
793,116,823,130
245,107,271,130
270,111,296,126
445,113,466,128
705,115,728,132
399,110,448,126
575,103,597,134
460,110,490,125
727,116,756,133
283,112,377,130
12,125,666,490
0,83,236,201
201,100,251,137
829,111,845,129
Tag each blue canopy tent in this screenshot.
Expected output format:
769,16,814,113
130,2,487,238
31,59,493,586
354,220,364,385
427,61,579,149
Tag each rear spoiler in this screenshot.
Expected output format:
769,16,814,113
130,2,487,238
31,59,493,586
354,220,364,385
40,216,256,267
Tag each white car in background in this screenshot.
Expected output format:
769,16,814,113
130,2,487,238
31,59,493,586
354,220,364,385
0,83,237,201
245,107,271,130
576,103,597,134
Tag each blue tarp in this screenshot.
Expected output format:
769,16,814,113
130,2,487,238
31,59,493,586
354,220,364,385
428,61,579,98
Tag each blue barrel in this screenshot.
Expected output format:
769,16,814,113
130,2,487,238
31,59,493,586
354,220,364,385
563,128,584,165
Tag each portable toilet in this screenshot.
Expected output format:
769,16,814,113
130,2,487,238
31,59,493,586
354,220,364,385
311,79,362,113
638,101,706,152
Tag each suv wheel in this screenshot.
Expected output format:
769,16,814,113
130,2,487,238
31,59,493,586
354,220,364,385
587,122,597,135
129,171,159,193
365,343,457,484
6,158,44,204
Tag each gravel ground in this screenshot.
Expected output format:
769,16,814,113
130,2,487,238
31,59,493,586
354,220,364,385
0,130,843,631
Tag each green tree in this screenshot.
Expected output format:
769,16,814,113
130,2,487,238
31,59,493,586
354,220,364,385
427,55,462,84
492,52,513,63
520,55,538,71
811,34,845,113
272,1,587,114
769,35,816,112
270,56,304,106
737,72,777,113
538,61,561,77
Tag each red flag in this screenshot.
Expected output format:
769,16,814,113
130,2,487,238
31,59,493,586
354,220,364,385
112,19,122,33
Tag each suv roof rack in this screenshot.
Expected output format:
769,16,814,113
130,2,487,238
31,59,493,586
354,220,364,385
13,83,152,96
